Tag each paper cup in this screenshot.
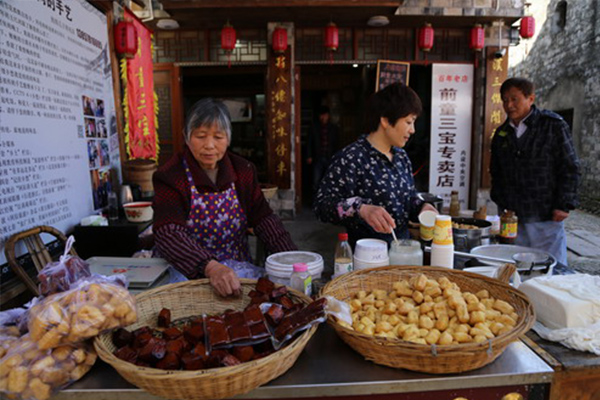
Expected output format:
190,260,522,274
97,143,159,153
418,210,436,241
433,215,453,245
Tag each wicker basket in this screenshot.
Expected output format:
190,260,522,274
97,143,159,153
94,279,316,400
321,265,534,374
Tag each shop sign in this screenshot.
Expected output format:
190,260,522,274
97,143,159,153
429,63,474,209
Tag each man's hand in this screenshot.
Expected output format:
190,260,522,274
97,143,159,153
204,261,241,297
359,204,396,233
552,209,569,222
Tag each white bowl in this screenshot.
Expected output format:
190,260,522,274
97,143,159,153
354,239,388,262
123,201,153,223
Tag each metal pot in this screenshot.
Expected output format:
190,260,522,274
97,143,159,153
451,217,491,252
417,192,444,213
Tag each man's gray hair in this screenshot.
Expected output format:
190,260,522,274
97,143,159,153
184,98,232,143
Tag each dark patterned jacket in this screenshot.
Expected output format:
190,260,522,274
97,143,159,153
490,105,580,223
153,147,296,278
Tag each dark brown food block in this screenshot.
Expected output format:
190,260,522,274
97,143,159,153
133,331,154,349
221,354,241,367
157,308,171,328
183,324,204,344
255,277,275,294
133,326,153,337
248,290,261,298
163,327,182,340
273,319,293,342
155,352,180,370
190,317,204,327
224,311,245,326
265,304,285,326
228,322,252,343
249,293,270,305
151,339,167,362
114,346,138,363
181,352,205,370
206,316,230,347
279,295,295,310
191,343,207,358
112,328,133,348
249,321,270,339
252,340,275,360
206,349,229,368
270,286,288,300
165,339,185,357
232,346,255,363
243,305,263,325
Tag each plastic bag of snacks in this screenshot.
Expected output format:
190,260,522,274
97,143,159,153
37,237,91,297
28,275,137,350
0,335,96,400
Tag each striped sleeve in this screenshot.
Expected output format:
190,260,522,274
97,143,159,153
154,223,215,279
254,214,297,254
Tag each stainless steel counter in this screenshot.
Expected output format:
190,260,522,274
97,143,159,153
55,324,553,400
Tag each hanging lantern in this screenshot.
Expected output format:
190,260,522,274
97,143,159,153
114,21,138,58
221,22,236,68
324,22,339,51
469,24,485,51
418,23,434,52
272,26,288,53
519,16,535,39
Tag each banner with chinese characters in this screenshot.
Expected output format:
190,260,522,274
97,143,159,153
266,47,292,189
121,8,158,160
0,0,119,265
481,47,509,188
429,64,474,209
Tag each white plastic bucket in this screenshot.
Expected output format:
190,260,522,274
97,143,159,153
265,251,324,286
353,255,389,271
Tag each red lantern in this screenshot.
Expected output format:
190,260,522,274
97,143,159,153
469,24,485,51
114,21,138,58
324,22,339,51
272,27,288,53
418,23,434,52
221,23,236,51
520,16,535,39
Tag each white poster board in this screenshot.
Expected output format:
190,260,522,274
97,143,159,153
0,0,119,265
429,63,474,209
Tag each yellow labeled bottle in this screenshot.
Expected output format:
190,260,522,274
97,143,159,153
499,210,518,244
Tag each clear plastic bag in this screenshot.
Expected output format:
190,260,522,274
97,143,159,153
0,335,96,400
221,259,265,280
37,237,91,297
28,275,137,349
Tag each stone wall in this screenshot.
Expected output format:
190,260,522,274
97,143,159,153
509,0,600,211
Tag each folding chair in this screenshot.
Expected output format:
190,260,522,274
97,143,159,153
4,225,77,297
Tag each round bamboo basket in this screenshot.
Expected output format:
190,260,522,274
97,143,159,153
94,279,316,400
321,265,534,374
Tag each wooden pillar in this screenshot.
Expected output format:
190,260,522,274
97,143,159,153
480,46,509,188
266,32,293,189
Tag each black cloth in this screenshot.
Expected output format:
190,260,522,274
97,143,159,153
307,122,340,162
490,105,580,223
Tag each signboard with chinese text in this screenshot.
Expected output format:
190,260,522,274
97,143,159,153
429,64,474,209
122,8,157,160
376,60,410,92
481,47,508,188
0,0,118,265
266,47,292,189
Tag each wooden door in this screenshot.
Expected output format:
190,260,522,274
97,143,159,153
153,63,183,167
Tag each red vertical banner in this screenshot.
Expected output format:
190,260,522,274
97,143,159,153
266,47,292,189
121,9,158,160
481,47,508,188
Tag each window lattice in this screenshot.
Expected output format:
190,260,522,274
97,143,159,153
209,28,267,62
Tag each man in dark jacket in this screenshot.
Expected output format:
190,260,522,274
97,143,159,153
307,106,340,193
491,77,580,265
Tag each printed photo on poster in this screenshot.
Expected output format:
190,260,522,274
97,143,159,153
87,140,100,169
95,99,105,118
90,169,112,210
99,140,110,167
376,60,410,92
222,98,252,122
82,95,95,116
85,118,97,138
97,119,107,138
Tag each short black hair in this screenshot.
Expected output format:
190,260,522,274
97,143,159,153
500,77,535,97
365,83,422,133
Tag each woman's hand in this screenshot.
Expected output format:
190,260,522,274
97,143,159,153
359,204,396,233
552,209,569,222
204,260,241,297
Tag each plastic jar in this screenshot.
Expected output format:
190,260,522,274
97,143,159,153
389,239,423,266
499,210,518,244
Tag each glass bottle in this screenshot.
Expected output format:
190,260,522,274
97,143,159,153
290,263,312,296
107,191,119,221
449,190,460,217
389,239,423,266
499,210,518,244
334,233,353,277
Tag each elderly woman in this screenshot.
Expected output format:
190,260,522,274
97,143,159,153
153,98,297,296
314,83,437,247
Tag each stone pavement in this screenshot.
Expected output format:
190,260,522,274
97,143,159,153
565,210,600,275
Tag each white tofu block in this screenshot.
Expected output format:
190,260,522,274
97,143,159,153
520,278,597,330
